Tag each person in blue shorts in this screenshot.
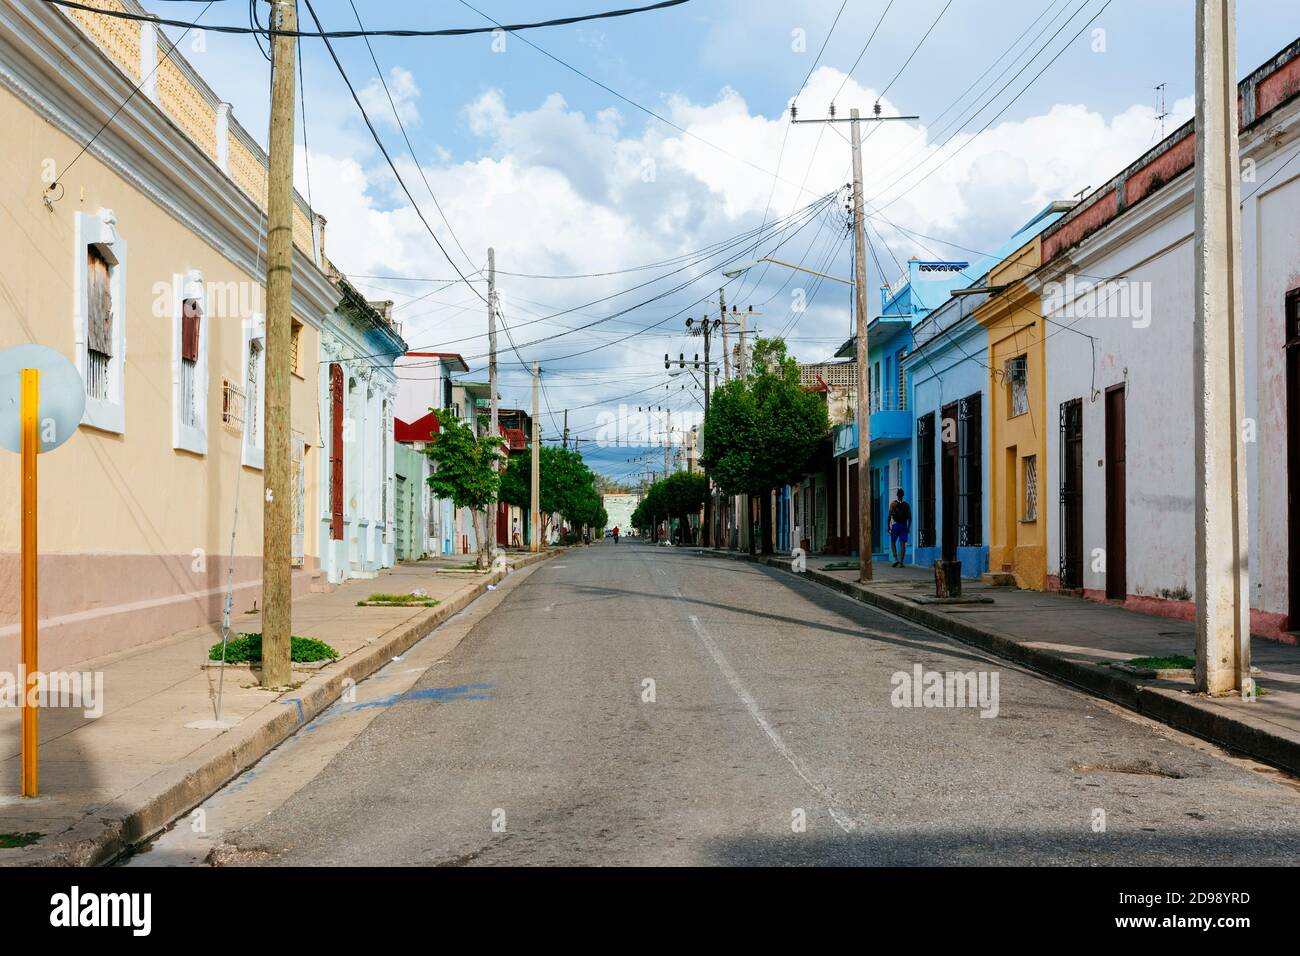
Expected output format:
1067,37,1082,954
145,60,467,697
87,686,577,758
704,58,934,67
888,489,911,568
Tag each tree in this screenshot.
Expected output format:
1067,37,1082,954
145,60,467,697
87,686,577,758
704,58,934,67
633,471,708,543
499,445,599,545
700,338,828,554
425,411,505,568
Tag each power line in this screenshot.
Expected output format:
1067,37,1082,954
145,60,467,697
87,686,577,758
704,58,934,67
45,0,692,37
301,0,487,303
347,0,476,271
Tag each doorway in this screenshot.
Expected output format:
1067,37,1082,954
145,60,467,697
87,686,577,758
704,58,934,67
1105,385,1127,600
1287,291,1300,627
1060,398,1083,589
940,402,958,562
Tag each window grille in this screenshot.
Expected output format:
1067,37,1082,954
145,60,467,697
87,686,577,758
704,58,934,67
1023,455,1039,522
1007,355,1029,418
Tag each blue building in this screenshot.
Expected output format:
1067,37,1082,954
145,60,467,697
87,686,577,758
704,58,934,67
835,259,971,557
905,201,1076,575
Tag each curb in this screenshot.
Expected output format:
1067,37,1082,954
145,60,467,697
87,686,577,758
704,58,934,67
710,549,1300,777
3,548,561,868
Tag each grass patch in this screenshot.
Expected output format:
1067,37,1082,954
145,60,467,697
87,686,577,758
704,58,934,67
0,832,42,849
1126,654,1195,671
208,634,339,664
821,561,861,571
358,593,440,608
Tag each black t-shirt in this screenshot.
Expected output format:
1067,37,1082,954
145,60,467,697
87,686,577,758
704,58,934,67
888,500,911,525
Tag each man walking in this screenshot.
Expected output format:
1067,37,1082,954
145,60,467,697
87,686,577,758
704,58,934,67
888,488,911,568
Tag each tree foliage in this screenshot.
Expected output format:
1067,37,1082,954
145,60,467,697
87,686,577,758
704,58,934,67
632,470,708,539
498,445,607,540
424,412,505,566
700,337,828,496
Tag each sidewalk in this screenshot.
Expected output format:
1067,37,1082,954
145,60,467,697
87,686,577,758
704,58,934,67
0,549,558,866
715,550,1300,776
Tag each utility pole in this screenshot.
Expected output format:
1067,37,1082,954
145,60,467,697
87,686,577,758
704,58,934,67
685,314,717,547
260,0,297,688
531,361,541,551
793,103,918,584
719,286,731,381
487,247,499,556
1193,0,1251,698
488,247,498,445
563,408,569,451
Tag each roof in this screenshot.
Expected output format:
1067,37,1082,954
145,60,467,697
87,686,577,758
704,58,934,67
405,352,469,373
394,411,440,443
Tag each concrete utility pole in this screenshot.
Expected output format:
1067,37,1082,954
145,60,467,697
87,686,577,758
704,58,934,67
260,0,297,688
850,110,872,584
531,361,541,551
488,248,498,449
1193,0,1252,698
792,104,918,583
719,287,731,381
563,408,569,451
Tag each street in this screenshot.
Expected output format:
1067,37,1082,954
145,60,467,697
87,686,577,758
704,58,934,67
144,542,1300,867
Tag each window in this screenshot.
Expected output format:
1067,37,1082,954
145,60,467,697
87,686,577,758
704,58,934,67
871,362,881,412
173,270,207,454
1023,454,1039,521
896,348,908,410
241,316,266,469
222,377,244,433
290,319,303,376
1007,354,1029,418
916,413,935,548
75,210,126,433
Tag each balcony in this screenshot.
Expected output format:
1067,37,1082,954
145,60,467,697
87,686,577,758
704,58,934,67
868,387,910,445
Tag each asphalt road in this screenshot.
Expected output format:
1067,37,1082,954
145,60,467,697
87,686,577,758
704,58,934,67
220,542,1300,866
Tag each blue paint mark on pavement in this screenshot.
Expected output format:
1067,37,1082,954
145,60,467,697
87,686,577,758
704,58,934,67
351,683,495,711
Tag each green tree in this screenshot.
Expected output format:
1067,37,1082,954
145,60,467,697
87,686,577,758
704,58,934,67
499,445,599,545
425,412,505,567
700,338,828,554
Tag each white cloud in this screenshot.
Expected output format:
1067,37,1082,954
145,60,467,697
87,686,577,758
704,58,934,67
294,68,1194,438
358,66,422,129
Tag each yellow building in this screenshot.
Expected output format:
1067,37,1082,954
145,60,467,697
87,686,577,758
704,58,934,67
0,1,338,671
974,238,1048,590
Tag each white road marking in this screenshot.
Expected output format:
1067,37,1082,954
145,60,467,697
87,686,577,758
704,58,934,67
686,611,858,834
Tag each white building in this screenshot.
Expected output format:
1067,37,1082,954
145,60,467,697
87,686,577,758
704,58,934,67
1040,38,1300,641
318,279,408,582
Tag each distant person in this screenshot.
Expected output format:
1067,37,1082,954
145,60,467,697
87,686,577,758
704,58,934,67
612,525,620,544
888,488,912,567
511,517,521,548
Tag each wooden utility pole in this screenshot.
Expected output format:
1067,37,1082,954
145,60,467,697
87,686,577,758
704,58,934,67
261,0,297,687
1193,0,1251,697
719,287,730,381
531,361,540,551
563,408,569,451
792,105,918,583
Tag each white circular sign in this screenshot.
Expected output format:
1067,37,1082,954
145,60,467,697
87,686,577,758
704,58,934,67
0,344,86,454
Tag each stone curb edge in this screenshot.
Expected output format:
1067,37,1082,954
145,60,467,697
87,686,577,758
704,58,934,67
710,550,1300,777
3,548,562,868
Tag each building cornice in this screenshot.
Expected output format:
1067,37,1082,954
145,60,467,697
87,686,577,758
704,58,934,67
0,0,337,323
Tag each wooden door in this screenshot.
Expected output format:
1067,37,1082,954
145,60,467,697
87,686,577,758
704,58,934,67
1060,399,1083,589
1105,385,1127,600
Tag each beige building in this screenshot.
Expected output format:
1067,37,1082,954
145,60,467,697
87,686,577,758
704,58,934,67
0,0,343,671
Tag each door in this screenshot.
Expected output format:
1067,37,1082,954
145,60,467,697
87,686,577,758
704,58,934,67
291,437,306,567
940,402,959,562
1287,291,1300,627
870,467,882,554
394,474,409,560
1059,399,1083,590
917,413,936,550
329,363,344,540
1105,385,1127,600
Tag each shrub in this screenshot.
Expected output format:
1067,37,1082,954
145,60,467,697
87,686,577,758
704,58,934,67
208,633,339,664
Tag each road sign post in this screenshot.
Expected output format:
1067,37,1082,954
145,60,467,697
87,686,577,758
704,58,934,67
1,344,85,798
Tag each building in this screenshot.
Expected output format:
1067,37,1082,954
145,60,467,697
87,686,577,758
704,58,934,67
974,238,1052,590
603,493,641,532
0,0,337,670
905,202,1073,578
1037,37,1300,639
394,351,469,557
317,280,407,583
834,259,971,557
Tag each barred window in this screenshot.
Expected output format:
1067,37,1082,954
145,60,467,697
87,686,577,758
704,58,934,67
1007,355,1029,418
1023,454,1038,522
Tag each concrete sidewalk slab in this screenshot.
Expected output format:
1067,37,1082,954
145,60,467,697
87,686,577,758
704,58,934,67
710,550,1300,777
0,549,561,866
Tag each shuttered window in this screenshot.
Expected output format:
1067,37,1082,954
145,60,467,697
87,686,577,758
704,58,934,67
180,297,201,428
86,246,113,399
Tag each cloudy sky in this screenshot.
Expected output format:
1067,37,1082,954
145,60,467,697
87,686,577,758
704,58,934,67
147,0,1300,485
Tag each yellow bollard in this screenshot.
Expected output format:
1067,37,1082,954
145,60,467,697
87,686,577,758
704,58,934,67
20,368,38,798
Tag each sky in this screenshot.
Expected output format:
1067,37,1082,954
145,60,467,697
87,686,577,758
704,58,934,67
143,0,1300,486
